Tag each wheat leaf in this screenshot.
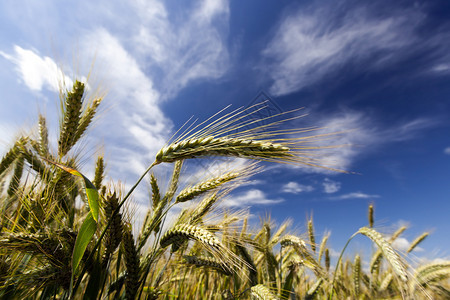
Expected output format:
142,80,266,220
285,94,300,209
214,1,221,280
72,211,97,273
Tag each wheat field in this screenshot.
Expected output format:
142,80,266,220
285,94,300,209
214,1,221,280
0,80,449,299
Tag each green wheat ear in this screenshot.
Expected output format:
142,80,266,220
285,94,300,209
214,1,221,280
59,80,84,156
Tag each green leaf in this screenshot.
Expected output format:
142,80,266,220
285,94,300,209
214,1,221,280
72,211,97,273
45,159,100,221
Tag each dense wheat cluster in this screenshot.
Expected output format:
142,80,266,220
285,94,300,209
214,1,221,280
0,80,449,299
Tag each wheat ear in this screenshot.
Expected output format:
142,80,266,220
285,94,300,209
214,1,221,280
358,227,408,283
150,173,160,210
59,80,84,156
305,278,323,299
160,224,222,252
73,98,102,143
93,156,105,190
353,254,361,297
318,232,329,264
176,170,239,203
7,154,24,197
102,192,123,269
414,261,450,286
368,203,374,228
250,284,279,300
121,223,140,300
407,232,429,253
138,161,183,250
183,255,232,275
37,115,49,156
155,136,291,164
0,137,27,175
308,218,316,253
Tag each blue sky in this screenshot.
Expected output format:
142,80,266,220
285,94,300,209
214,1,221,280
1,0,450,261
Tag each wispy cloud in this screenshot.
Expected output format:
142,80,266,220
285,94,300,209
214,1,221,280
323,178,341,193
331,192,379,200
261,2,449,96
222,189,283,207
282,181,314,194
132,0,230,99
444,147,450,155
296,110,440,173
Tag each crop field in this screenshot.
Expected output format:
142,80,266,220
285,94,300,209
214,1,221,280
0,80,449,299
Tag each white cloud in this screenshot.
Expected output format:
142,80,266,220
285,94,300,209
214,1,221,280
262,3,422,96
222,189,283,207
331,192,379,200
282,181,314,194
444,147,450,155
0,46,74,92
323,178,341,193
77,29,172,180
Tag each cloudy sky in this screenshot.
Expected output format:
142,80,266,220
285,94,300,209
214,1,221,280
1,0,450,258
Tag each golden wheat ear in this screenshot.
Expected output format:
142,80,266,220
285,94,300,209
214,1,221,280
153,103,350,172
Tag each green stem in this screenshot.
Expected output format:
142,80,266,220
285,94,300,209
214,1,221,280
329,232,358,300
